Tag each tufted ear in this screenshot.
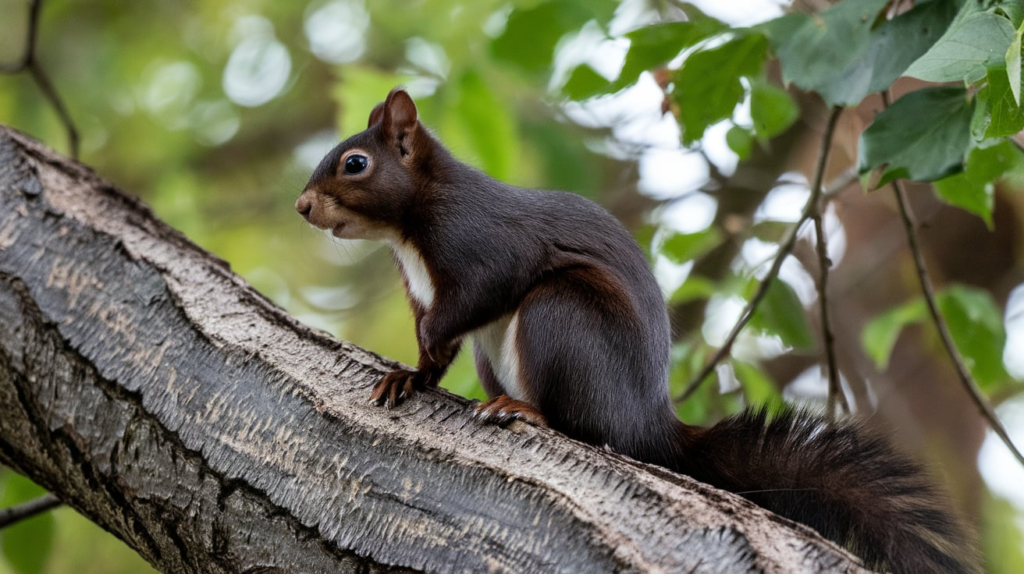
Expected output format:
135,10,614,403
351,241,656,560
380,87,419,157
367,101,386,128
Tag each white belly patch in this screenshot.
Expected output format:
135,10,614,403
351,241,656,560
472,313,526,401
389,240,435,308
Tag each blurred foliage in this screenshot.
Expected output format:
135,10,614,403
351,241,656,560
2,0,1024,571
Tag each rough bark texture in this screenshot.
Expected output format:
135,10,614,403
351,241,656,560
0,124,868,573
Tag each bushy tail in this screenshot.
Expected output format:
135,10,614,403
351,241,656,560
675,408,979,574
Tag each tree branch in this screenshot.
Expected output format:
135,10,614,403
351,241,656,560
809,107,849,416
0,125,868,572
677,108,846,404
875,91,1024,467
890,179,1024,466
0,493,61,529
0,0,79,158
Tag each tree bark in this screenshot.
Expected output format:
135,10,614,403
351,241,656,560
0,124,867,573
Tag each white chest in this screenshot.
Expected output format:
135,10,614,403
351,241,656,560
472,313,526,401
389,240,435,308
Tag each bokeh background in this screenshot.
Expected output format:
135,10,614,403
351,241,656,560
1,0,1023,571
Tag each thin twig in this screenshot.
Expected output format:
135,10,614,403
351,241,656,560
676,107,845,404
823,166,858,200
808,107,849,417
0,0,79,158
891,180,1024,466
27,64,79,156
881,93,1024,467
0,493,61,529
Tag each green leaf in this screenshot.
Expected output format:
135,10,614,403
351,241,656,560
861,285,1012,389
562,64,610,101
819,0,958,106
332,66,413,138
862,298,928,369
749,279,815,351
661,228,721,264
492,1,618,73
491,2,590,72
1007,21,1023,105
937,285,1011,390
1000,1,1024,28
438,72,520,182
858,86,973,187
732,360,779,405
933,170,995,228
749,79,798,140
1000,137,1024,187
672,32,768,145
764,0,890,106
750,220,790,243
904,9,1016,83
609,19,726,93
0,474,54,574
726,125,753,159
669,275,718,305
982,66,1024,138
933,140,1017,227
632,223,658,260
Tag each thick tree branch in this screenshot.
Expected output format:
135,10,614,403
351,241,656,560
0,125,868,572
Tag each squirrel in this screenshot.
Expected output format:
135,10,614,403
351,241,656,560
295,87,978,573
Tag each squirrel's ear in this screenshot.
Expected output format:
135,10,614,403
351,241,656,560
367,102,386,129
381,88,418,156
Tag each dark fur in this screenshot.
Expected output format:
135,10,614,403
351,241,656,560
299,89,979,573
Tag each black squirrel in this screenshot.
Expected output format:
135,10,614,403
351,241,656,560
295,88,978,573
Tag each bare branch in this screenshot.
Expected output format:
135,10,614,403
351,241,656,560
0,493,61,529
810,108,849,417
875,91,1024,467
890,178,1024,466
0,0,79,158
823,166,858,200
676,108,845,404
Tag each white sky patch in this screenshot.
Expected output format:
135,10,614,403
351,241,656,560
702,120,740,176
405,37,451,79
1003,284,1024,379
703,294,746,347
657,192,717,232
223,16,291,107
653,257,692,298
294,130,339,171
979,397,1024,509
780,257,817,306
304,0,370,64
687,0,788,27
640,148,710,200
757,181,810,222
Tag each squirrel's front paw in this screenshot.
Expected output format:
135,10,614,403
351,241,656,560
369,369,425,409
474,395,547,427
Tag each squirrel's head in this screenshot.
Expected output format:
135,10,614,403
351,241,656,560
296,87,426,240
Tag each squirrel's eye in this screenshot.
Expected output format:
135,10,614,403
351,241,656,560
344,154,369,175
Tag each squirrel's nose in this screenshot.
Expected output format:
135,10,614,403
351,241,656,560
295,194,312,219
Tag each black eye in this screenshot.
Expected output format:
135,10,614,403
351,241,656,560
344,154,369,175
